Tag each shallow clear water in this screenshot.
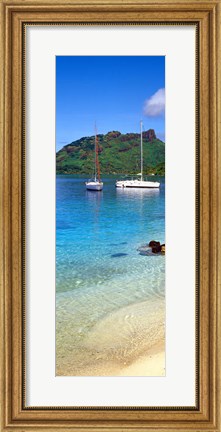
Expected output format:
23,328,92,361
56,175,165,376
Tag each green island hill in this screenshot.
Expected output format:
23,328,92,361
56,129,165,175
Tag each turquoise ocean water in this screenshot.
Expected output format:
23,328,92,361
56,175,165,376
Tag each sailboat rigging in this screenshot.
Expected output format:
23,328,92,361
115,121,160,189
85,126,103,191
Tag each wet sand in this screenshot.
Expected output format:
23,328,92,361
56,296,165,376
119,346,165,376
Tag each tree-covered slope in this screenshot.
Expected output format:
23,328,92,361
56,129,165,175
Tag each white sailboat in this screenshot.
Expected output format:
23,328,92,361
85,127,103,191
115,121,160,189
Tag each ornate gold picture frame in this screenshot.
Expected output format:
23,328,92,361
0,0,220,431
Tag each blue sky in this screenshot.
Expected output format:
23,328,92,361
56,56,165,151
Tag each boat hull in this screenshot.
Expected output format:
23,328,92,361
115,180,160,189
86,182,103,191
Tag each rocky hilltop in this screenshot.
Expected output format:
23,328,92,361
56,129,165,175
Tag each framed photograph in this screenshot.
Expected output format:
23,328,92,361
0,1,220,431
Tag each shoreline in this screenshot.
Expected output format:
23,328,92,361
118,345,165,377
56,344,165,377
56,298,165,377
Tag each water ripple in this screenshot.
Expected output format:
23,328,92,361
56,176,165,375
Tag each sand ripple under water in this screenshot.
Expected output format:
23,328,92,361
56,294,165,376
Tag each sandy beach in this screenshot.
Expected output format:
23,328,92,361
56,345,165,377
119,347,165,377
56,295,165,376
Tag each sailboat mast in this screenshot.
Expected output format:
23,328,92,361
94,126,97,182
140,120,143,181
95,123,101,183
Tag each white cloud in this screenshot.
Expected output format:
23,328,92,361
143,88,165,117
